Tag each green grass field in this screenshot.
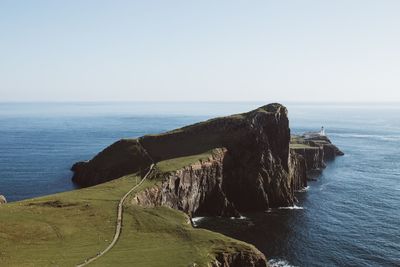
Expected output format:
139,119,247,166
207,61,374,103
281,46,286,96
0,152,257,267
0,174,140,266
92,205,253,267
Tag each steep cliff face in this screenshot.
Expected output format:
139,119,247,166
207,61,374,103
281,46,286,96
139,104,293,211
211,250,268,267
134,148,239,216
0,195,6,204
288,151,307,192
290,147,325,174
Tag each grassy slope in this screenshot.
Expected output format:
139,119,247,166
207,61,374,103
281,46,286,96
156,150,214,173
93,202,252,267
0,151,255,267
0,174,140,266
289,135,315,149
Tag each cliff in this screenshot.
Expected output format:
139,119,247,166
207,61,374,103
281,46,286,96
288,151,308,191
72,104,342,217
134,148,240,217
212,249,267,267
72,104,296,215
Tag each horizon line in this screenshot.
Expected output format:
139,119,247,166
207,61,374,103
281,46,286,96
1,100,400,104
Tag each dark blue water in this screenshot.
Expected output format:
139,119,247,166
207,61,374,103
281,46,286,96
0,102,399,266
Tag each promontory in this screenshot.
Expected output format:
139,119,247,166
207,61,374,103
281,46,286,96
0,103,342,267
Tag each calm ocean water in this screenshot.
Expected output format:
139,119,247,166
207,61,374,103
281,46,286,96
0,102,399,266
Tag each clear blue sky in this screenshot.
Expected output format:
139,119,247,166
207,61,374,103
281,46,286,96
1,0,399,102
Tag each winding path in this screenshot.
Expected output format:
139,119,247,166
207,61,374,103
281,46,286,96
76,163,155,267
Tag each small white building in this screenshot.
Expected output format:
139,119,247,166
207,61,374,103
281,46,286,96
303,127,326,139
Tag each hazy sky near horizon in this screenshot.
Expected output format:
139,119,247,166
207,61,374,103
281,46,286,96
1,1,400,102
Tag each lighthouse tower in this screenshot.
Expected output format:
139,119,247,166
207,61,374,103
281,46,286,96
320,126,326,136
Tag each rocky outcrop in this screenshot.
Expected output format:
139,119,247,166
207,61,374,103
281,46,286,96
134,148,240,217
71,139,153,186
0,195,6,204
290,135,344,178
211,249,268,267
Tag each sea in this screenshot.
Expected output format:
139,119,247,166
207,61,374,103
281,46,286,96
0,102,399,266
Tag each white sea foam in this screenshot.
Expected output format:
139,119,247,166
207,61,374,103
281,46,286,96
278,205,304,210
296,186,309,192
229,215,248,220
191,217,205,226
268,258,298,267
319,182,332,191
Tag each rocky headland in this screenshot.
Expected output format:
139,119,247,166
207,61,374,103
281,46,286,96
73,103,343,217
71,103,343,267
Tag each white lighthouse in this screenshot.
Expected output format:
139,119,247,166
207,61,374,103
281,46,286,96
320,126,326,136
